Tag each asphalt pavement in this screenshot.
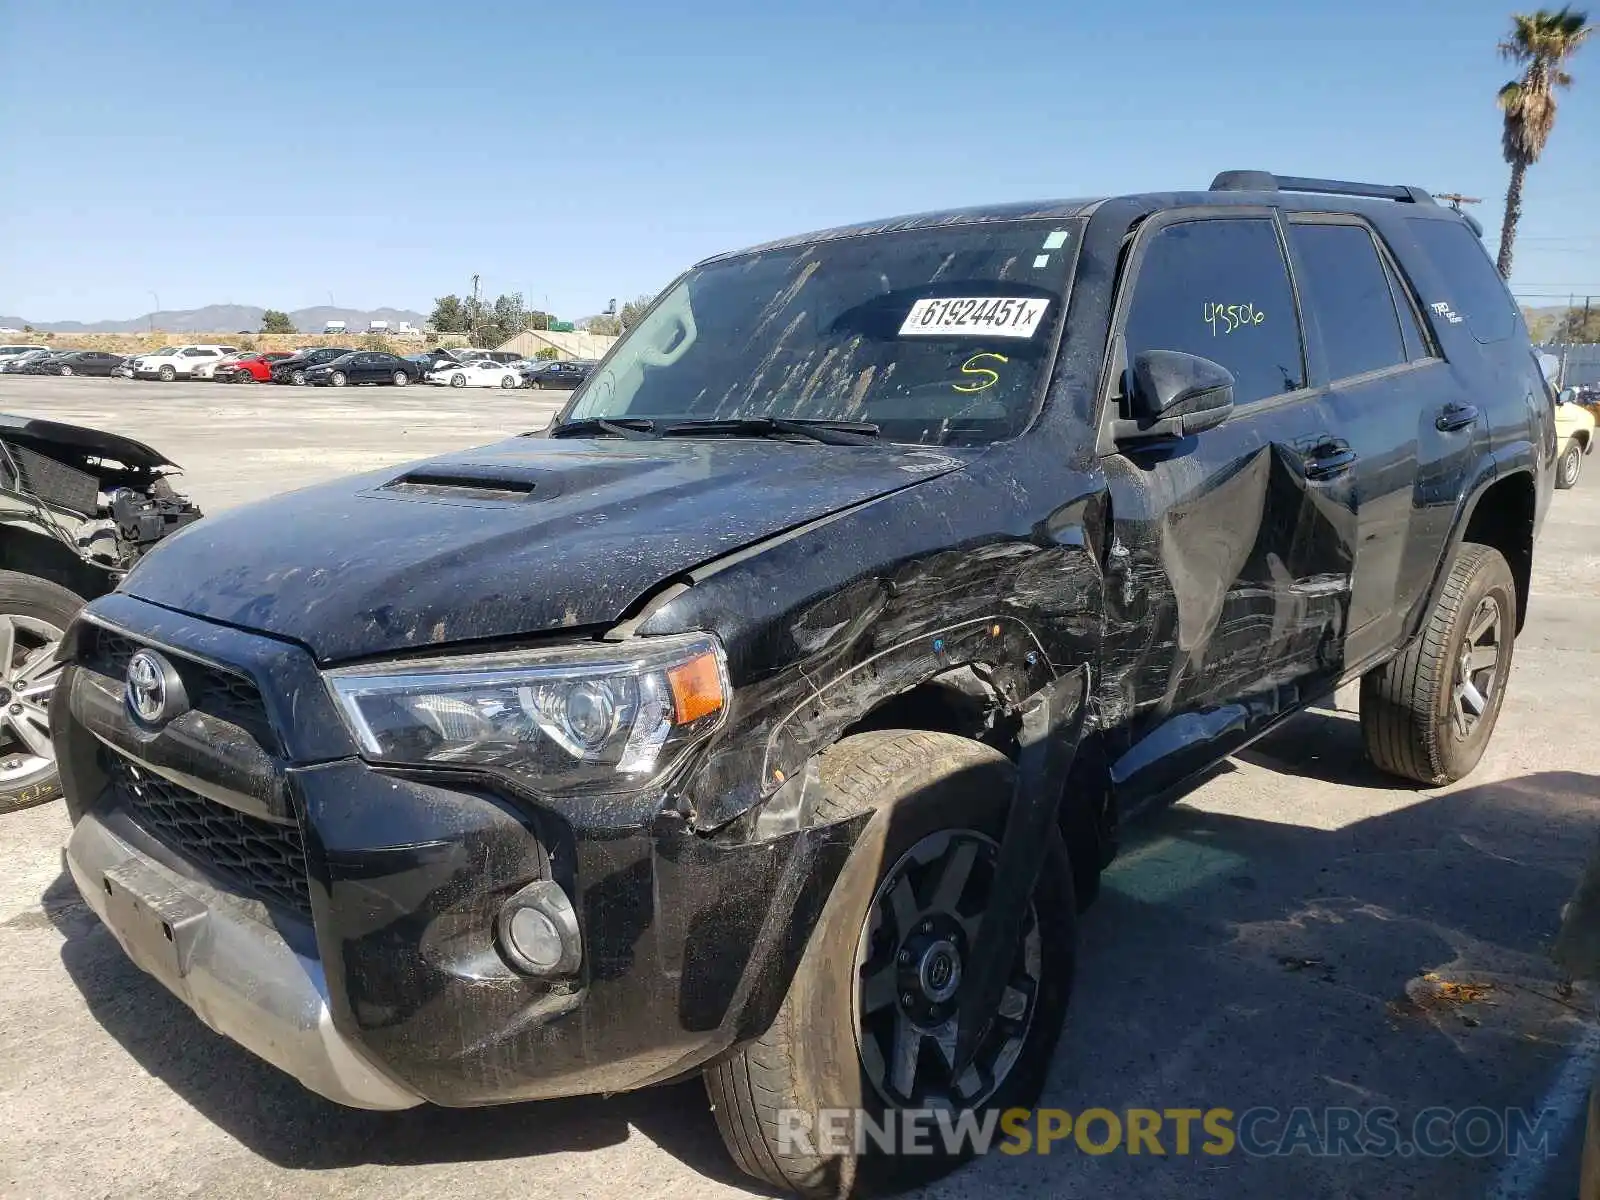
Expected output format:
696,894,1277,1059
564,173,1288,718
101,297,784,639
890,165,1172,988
1,374,1597,1200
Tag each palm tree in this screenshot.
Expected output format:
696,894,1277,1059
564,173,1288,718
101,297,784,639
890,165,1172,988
1495,7,1592,278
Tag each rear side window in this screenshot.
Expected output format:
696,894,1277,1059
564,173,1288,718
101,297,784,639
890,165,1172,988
1124,218,1305,405
1287,222,1406,381
1407,219,1518,344
1379,252,1431,362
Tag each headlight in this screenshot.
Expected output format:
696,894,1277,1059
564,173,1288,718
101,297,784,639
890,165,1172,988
324,632,729,794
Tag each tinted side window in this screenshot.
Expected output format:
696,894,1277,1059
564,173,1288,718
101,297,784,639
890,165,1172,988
1124,218,1305,405
1380,250,1431,362
1288,223,1406,381
1407,218,1517,344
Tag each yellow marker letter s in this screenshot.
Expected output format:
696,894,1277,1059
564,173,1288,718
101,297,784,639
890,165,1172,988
954,352,1009,393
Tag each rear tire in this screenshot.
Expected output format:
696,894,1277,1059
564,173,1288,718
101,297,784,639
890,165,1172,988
501,374,516,389
393,371,409,387
705,730,1075,1197
291,369,307,385
0,571,84,815
330,371,347,387
1557,440,1583,489
1360,542,1516,785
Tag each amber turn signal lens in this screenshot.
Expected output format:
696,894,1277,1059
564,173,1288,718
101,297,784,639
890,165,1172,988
667,652,725,724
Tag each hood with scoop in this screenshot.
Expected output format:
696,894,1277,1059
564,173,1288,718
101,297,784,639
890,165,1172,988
120,434,964,662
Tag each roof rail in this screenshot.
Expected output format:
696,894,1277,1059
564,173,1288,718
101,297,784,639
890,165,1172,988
1209,171,1437,206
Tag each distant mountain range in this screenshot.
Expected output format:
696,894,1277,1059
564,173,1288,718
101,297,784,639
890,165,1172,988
0,305,427,334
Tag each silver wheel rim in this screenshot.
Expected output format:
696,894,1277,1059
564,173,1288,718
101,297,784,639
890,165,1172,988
0,614,66,786
452,374,464,387
332,373,345,386
1564,447,1580,481
852,828,1040,1111
502,376,515,388
394,372,407,386
1452,596,1503,738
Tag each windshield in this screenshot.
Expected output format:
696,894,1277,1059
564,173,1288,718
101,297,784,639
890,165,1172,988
565,219,1080,445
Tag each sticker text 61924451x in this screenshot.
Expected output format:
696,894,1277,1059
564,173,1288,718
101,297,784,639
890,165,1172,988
1204,301,1266,335
900,297,1050,339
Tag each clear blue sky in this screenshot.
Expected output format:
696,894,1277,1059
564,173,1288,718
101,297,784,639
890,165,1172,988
1,0,1595,323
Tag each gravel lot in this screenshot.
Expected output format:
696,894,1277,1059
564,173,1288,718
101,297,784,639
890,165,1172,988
1,374,1598,1200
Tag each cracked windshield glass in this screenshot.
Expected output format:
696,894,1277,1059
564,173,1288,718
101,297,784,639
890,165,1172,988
567,220,1080,445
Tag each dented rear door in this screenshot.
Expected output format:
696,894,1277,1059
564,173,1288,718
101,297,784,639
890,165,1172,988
1096,210,1356,805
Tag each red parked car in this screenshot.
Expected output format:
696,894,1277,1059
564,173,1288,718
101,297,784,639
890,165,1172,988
216,351,295,383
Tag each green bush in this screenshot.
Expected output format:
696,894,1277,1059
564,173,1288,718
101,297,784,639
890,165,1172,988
534,346,560,361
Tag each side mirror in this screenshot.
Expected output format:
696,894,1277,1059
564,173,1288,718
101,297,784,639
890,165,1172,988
1113,350,1235,443
1558,388,1576,405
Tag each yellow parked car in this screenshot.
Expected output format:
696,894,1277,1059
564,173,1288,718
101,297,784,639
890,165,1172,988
1557,388,1595,489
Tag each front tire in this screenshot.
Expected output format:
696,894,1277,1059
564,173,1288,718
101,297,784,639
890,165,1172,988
705,730,1075,1197
1557,440,1583,489
1360,542,1516,785
450,373,466,388
158,365,176,382
0,571,83,815
330,371,346,387
58,366,72,376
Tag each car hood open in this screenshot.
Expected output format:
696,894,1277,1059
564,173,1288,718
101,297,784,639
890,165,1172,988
121,434,964,662
0,414,179,472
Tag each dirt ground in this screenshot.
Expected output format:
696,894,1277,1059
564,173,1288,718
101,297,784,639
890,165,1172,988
1,373,1598,1200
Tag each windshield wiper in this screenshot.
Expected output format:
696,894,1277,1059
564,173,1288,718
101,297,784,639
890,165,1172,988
546,417,661,440
660,417,881,446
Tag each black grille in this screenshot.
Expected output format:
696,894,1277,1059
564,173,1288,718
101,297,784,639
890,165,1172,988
108,755,312,919
87,628,278,751
7,443,100,515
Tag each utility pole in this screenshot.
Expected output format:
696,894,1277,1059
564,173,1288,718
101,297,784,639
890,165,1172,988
1434,193,1483,213
470,274,481,346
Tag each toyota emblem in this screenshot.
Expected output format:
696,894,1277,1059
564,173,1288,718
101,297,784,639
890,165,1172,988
125,649,188,725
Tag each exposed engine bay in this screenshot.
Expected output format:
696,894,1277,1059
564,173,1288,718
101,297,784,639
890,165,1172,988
0,414,202,573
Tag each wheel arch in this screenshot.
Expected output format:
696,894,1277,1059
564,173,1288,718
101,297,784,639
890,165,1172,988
1456,468,1536,633
0,525,113,601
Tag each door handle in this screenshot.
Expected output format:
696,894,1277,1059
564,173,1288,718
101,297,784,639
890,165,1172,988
1304,443,1358,480
1436,403,1480,433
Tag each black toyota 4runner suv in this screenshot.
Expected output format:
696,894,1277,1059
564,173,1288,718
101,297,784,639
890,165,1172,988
54,172,1553,1196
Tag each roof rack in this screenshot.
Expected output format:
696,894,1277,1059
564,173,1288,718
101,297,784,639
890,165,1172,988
1209,171,1437,206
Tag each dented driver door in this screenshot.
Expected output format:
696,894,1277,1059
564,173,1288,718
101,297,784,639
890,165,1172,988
1096,211,1356,807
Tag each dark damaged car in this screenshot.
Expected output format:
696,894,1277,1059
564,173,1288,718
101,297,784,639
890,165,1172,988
0,417,200,811
53,172,1552,1195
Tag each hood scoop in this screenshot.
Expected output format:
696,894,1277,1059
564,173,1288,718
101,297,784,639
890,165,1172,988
376,465,546,505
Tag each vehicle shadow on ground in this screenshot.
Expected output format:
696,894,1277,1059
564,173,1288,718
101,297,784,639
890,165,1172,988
46,717,1600,1198
948,760,1600,1197
1231,703,1408,790
45,872,770,1191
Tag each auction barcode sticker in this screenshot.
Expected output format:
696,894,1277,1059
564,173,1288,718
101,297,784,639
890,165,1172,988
898,296,1051,339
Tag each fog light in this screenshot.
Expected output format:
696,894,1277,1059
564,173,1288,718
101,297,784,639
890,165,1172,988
496,879,582,976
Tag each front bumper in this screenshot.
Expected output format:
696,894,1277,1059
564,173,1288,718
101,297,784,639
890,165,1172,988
66,810,421,1110
54,594,855,1108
